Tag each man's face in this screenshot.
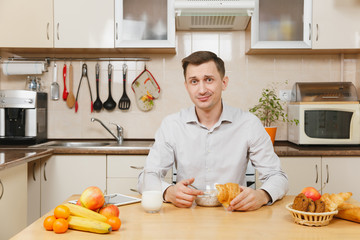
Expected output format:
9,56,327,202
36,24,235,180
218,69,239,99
184,61,228,112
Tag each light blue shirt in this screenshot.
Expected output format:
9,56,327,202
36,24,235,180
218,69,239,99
138,103,288,204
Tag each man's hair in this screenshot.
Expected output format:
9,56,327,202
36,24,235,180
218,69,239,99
182,51,225,79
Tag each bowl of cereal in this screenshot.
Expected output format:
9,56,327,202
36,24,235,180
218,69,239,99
195,187,221,207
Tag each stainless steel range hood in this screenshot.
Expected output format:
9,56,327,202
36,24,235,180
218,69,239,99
175,0,254,30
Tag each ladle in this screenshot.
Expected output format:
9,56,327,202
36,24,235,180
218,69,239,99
103,63,116,110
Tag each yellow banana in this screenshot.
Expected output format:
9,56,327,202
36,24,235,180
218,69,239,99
63,203,107,222
67,216,112,234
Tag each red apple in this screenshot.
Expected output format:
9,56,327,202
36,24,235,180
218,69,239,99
99,204,120,218
301,187,321,201
79,186,105,211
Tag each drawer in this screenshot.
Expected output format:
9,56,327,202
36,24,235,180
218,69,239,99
107,177,173,195
107,155,146,178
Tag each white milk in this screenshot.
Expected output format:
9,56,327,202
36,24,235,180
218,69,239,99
141,191,163,213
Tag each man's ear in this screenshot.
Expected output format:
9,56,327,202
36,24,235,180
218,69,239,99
222,76,229,90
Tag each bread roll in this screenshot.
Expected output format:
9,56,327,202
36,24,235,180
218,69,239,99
215,183,241,208
336,202,360,223
320,192,352,212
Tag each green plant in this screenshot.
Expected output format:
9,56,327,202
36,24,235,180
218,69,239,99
249,86,298,127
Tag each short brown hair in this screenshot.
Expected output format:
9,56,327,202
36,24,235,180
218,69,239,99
182,51,225,78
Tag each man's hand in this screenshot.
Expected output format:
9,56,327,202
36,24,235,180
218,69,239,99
164,178,203,208
227,187,271,211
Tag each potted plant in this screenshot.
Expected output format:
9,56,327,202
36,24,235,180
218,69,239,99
249,84,298,145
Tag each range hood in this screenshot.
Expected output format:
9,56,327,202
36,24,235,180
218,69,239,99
175,0,254,31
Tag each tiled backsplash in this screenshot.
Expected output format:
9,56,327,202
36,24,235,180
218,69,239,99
1,31,360,140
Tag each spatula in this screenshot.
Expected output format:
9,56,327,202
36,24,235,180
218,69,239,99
66,63,76,108
118,63,131,110
51,63,59,100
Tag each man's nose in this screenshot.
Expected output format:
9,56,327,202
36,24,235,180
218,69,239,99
198,81,207,94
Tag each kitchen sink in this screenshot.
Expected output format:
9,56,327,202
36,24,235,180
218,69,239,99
29,140,153,150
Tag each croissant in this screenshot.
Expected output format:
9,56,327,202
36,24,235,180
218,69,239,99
320,192,352,212
215,183,241,208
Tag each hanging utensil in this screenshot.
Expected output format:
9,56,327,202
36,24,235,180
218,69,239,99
103,63,116,110
75,63,94,113
62,63,69,100
118,63,131,110
66,63,76,108
50,62,60,100
93,63,103,111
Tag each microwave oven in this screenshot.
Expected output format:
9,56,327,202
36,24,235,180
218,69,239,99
288,102,360,145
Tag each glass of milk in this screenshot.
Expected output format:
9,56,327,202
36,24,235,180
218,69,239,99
141,169,163,213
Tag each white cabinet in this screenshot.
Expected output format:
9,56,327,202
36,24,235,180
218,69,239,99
281,156,360,200
54,0,114,48
321,157,360,201
107,155,172,195
280,157,322,195
312,0,360,49
250,0,312,49
114,0,175,49
27,160,42,225
0,0,53,47
39,155,106,216
0,164,27,240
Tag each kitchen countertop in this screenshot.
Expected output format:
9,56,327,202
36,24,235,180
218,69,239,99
11,195,360,240
3,140,360,171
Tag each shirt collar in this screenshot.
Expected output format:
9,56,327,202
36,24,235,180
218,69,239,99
185,101,234,125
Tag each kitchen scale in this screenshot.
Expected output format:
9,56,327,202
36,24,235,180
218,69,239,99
69,193,141,206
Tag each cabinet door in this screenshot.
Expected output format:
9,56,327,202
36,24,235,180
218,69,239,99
54,0,114,48
321,157,360,200
251,0,312,49
312,0,360,49
40,155,106,216
27,160,42,225
0,0,53,47
0,164,27,240
115,0,175,48
280,157,321,195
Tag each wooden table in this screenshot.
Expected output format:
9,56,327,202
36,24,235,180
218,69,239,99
11,195,360,240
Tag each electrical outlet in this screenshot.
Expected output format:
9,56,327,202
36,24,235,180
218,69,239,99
279,90,292,101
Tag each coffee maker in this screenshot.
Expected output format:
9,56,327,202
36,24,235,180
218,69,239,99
0,90,47,144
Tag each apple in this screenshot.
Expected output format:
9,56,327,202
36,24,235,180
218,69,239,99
79,186,105,211
99,204,120,218
301,187,321,201
76,199,82,206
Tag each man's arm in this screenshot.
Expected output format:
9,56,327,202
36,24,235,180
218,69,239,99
164,178,203,208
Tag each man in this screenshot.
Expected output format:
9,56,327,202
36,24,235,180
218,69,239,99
138,51,288,211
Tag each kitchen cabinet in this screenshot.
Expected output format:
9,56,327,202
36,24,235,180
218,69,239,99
54,0,114,48
114,0,175,49
281,156,360,200
249,0,312,49
312,0,360,49
0,0,53,48
107,155,172,195
280,157,321,195
0,164,27,240
27,160,41,225
27,155,106,217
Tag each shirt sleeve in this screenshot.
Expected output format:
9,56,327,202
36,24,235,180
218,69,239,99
137,117,175,198
247,117,289,204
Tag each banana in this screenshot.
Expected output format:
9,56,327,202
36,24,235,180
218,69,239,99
67,216,112,234
63,203,107,222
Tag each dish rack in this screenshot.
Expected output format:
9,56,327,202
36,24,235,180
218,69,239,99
286,203,338,227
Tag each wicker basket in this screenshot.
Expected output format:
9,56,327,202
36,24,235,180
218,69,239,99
286,203,338,227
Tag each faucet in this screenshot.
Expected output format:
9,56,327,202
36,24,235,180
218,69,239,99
91,118,123,145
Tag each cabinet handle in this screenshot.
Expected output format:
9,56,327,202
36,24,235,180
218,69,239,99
130,166,144,170
130,188,139,193
309,23,311,41
46,22,50,40
116,22,118,40
33,162,37,181
326,164,329,183
43,161,47,181
316,24,319,41
315,164,318,183
57,23,60,40
0,180,3,200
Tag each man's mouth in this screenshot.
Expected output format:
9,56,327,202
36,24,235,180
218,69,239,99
197,95,211,102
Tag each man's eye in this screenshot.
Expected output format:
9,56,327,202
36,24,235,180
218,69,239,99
191,80,198,84
206,78,213,82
